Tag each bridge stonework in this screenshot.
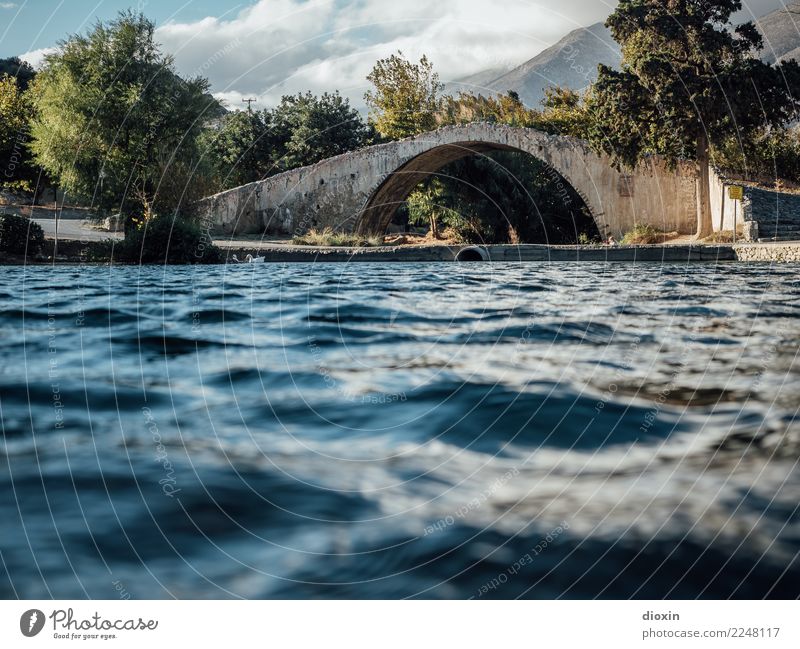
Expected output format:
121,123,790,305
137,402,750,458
202,123,698,239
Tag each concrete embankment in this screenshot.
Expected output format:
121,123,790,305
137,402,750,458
9,240,800,264
220,243,742,263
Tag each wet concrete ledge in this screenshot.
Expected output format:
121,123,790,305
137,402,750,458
9,241,800,264
221,243,743,263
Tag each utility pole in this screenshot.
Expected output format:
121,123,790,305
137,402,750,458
242,98,257,113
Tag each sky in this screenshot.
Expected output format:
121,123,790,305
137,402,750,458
1,0,795,110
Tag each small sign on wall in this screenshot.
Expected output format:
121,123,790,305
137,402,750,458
728,185,744,200
617,175,634,197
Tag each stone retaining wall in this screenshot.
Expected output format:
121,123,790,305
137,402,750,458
733,243,800,262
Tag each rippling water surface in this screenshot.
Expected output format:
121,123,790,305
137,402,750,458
1,261,799,599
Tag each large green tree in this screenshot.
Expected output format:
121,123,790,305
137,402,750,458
203,92,373,191
28,11,219,222
589,0,800,237
0,74,37,191
200,109,277,189
364,52,443,139
271,91,374,169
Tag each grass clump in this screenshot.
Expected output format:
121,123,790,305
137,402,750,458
292,227,384,247
702,230,741,243
621,224,670,245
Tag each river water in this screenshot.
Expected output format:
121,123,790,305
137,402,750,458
1,261,799,599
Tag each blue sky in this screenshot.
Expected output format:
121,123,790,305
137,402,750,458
0,0,231,55
1,0,790,110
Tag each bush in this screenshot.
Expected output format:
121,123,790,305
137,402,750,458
0,212,45,255
119,216,221,264
577,232,598,245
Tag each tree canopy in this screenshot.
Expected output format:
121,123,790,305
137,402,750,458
365,51,443,139
28,11,219,221
0,57,36,91
201,110,277,189
0,74,37,191
203,91,373,191
271,91,375,170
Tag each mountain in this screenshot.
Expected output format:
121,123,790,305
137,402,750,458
444,65,515,96
449,22,621,109
450,3,800,110
756,1,800,63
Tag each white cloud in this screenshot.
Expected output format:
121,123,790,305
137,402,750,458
19,46,56,69
0,3,19,10
153,0,613,109
17,0,615,107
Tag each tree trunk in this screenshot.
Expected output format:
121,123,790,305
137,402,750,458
430,213,439,239
695,132,713,239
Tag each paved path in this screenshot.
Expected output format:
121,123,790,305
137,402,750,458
32,217,123,242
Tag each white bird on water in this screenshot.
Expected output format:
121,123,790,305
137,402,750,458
231,254,266,263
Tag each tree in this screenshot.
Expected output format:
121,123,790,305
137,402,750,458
365,52,443,139
0,74,36,191
0,57,36,90
28,11,219,223
202,92,373,191
589,0,800,237
713,126,800,186
533,87,593,139
200,109,276,189
438,90,537,128
437,87,592,138
271,91,374,169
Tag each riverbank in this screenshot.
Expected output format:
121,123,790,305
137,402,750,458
219,243,741,263
5,240,800,264
200,241,800,263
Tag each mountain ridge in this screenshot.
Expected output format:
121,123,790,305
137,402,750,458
451,2,800,109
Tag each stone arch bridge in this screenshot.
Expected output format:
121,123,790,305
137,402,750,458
202,123,698,239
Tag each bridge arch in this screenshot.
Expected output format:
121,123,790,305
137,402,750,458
355,136,600,236
203,123,698,239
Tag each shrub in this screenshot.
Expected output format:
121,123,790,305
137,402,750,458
0,212,45,255
83,240,117,262
119,216,221,264
578,232,603,245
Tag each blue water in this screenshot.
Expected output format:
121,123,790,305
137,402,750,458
1,261,799,599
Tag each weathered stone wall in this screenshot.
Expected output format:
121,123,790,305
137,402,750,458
709,167,746,234
201,123,699,238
